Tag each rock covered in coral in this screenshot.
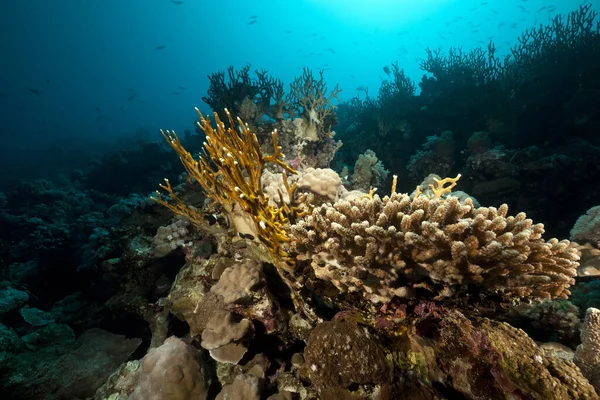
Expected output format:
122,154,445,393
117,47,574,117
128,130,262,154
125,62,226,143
0,281,29,314
575,307,600,392
388,304,598,399
211,259,264,304
93,360,142,400
292,192,578,305
303,319,392,399
350,149,389,192
166,256,229,336
407,131,455,181
216,373,262,400
130,337,207,400
1,328,141,400
152,216,193,257
201,309,254,365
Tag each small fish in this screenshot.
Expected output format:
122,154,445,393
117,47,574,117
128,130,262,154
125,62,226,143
26,87,42,95
247,19,257,25
239,232,255,240
324,47,335,53
128,94,136,101
178,85,186,90
356,86,367,92
285,30,292,34
350,74,355,78
155,45,166,50
249,15,257,19
383,66,391,75
172,92,180,95
170,0,183,4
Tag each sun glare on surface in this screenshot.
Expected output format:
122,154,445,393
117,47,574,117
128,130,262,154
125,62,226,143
306,0,456,30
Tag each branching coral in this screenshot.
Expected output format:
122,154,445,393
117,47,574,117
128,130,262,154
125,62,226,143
511,5,599,76
291,178,578,304
379,61,415,101
202,66,289,121
419,42,507,87
288,67,341,140
153,108,304,262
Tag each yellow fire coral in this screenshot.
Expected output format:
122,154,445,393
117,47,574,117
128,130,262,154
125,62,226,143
153,108,303,260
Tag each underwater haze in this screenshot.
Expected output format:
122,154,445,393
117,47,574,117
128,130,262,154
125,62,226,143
3,0,600,399
0,0,586,162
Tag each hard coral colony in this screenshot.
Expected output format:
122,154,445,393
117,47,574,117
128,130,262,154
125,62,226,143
149,104,593,397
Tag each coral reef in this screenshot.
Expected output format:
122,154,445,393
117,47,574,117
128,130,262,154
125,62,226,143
4,5,600,399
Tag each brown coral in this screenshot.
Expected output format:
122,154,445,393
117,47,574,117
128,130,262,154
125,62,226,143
291,192,578,303
575,307,600,391
130,337,207,400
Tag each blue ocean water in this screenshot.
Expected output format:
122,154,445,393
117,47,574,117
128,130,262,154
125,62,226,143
1,1,600,399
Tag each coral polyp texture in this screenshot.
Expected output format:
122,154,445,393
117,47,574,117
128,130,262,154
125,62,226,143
291,191,579,304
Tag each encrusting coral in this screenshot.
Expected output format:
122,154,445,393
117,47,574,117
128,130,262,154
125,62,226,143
130,337,207,400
